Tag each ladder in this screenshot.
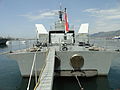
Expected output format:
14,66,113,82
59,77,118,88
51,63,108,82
35,47,55,90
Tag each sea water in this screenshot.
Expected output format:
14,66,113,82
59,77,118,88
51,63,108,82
0,39,120,90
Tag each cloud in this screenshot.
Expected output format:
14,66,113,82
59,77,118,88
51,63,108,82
20,9,58,21
106,15,120,19
83,8,120,20
83,8,120,33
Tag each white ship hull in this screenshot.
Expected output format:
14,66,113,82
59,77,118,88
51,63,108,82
7,49,120,77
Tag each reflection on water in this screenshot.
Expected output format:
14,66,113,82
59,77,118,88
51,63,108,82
17,76,110,90
18,78,35,90
53,76,110,90
0,45,8,49
0,55,22,90
108,58,120,90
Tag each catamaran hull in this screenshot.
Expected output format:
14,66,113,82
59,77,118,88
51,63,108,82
7,50,120,77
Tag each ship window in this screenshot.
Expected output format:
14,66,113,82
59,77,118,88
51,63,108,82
49,31,75,44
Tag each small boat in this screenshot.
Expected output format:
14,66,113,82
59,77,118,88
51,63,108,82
0,37,8,46
112,36,120,39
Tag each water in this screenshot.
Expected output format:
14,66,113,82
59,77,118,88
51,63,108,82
0,40,35,90
0,39,120,90
53,76,110,90
0,55,21,90
108,58,120,89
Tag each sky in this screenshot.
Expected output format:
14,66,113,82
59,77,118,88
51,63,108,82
0,0,120,38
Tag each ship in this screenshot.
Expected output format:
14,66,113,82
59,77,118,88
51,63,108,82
6,7,120,78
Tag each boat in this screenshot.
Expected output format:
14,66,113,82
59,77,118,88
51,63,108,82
0,37,8,46
112,36,120,39
6,7,120,78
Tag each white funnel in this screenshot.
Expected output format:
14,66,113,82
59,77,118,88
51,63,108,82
35,24,48,34
78,23,89,34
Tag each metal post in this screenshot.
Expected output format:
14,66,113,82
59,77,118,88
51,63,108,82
10,41,12,53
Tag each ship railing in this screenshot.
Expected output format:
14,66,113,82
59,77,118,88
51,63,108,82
89,37,120,51
4,37,120,53
50,24,74,31
5,39,36,53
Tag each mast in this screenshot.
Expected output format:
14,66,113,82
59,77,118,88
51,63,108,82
58,3,63,21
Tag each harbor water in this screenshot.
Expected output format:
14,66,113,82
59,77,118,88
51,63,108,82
0,38,120,90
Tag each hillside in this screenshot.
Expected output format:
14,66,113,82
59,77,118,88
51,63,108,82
90,30,120,38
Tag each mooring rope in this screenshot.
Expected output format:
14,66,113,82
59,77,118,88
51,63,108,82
75,75,84,90
27,48,39,90
34,49,49,90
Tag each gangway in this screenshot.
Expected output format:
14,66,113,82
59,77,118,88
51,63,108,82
35,47,55,90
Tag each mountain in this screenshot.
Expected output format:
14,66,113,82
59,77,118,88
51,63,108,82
90,30,120,38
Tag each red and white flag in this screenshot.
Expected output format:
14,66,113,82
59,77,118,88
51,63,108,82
64,11,69,33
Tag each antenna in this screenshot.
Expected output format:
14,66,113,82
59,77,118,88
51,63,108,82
65,8,66,12
60,3,62,10
59,3,63,21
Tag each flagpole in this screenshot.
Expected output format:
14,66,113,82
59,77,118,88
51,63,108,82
64,8,67,41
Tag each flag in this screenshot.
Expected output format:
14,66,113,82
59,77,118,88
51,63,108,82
64,11,69,33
